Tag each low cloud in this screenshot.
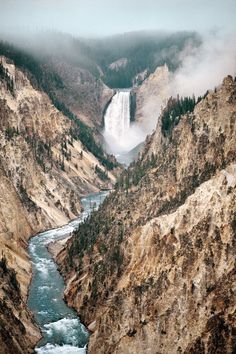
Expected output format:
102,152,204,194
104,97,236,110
170,29,236,97
118,29,236,154
138,29,235,135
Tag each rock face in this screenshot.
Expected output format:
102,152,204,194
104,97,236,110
58,76,236,354
108,58,128,71
0,56,116,353
133,64,170,132
0,257,40,354
0,165,40,354
0,56,116,230
47,59,114,128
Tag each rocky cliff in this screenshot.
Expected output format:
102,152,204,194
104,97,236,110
57,76,236,353
0,162,41,354
0,56,116,229
45,59,114,128
133,64,170,132
0,56,117,353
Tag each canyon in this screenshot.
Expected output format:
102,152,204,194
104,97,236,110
0,55,116,353
56,75,236,354
0,29,235,354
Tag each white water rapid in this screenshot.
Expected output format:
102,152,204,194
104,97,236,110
28,192,108,354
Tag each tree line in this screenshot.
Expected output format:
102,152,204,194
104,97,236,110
0,61,14,95
161,94,202,136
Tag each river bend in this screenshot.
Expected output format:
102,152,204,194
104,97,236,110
28,192,108,354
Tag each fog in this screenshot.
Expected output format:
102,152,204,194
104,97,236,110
0,0,235,156
171,30,236,97
123,29,236,153
140,29,236,127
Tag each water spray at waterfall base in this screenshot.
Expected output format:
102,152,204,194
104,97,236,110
103,90,145,160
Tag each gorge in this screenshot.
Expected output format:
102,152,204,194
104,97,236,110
56,76,236,354
28,192,108,354
0,50,117,354
0,27,235,354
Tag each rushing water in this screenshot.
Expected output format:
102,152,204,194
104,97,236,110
103,90,145,164
104,90,131,154
28,191,108,354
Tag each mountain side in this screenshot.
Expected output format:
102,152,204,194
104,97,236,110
0,167,40,353
0,55,117,353
45,59,114,128
0,55,117,229
132,64,170,132
0,40,114,130
56,76,236,354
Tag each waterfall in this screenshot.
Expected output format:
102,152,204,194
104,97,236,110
104,91,131,153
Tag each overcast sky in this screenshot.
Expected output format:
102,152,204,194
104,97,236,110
0,0,236,37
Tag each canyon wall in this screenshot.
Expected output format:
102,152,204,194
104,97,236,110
0,56,116,353
0,167,40,353
58,76,236,353
133,64,170,132
47,59,114,128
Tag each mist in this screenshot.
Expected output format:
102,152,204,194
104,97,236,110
171,30,236,97
116,28,235,155
133,29,236,135
0,0,235,156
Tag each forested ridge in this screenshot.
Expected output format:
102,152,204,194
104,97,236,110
87,31,201,88
0,30,201,88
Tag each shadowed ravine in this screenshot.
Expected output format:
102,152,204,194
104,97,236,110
27,192,108,354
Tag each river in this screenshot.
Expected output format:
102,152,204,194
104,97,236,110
27,191,109,354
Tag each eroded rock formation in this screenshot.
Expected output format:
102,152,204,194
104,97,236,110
133,64,170,132
57,76,236,354
0,56,116,353
47,59,114,128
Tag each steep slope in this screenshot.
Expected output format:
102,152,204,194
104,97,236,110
0,56,116,229
132,64,170,132
0,56,117,353
45,59,114,128
0,39,116,135
0,169,40,353
57,76,236,353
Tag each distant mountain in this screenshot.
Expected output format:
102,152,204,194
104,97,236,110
87,30,201,88
0,31,201,163
0,30,201,89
